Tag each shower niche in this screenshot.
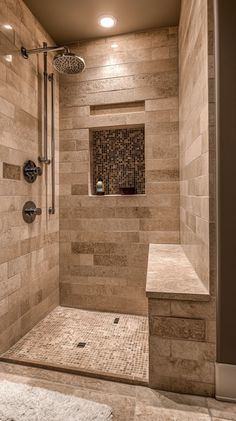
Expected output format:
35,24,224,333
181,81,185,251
90,126,145,196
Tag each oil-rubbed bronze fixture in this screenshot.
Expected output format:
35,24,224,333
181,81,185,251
23,160,42,183
48,73,55,215
22,201,42,224
19,42,85,214
20,42,85,166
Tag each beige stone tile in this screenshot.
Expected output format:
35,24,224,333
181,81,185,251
70,59,177,84
207,398,236,421
149,372,214,397
158,390,209,411
3,363,236,421
148,299,171,316
62,71,178,97
0,297,8,318
94,254,128,267
211,419,234,421
179,0,215,297
149,335,171,357
74,389,136,421
150,316,206,341
146,158,179,171
0,0,59,351
170,300,215,321
78,254,94,266
206,320,216,343
3,307,148,385
134,404,211,421
0,369,136,421
171,340,216,362
71,184,88,195
7,274,21,296
145,97,178,111
150,353,214,384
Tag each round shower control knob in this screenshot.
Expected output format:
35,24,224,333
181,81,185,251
22,201,42,224
23,160,42,183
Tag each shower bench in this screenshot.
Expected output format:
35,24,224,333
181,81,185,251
146,244,215,397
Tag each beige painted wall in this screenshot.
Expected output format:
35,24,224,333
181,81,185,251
59,28,179,315
0,0,59,353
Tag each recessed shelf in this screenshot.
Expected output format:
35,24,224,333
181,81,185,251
90,126,145,196
90,101,145,115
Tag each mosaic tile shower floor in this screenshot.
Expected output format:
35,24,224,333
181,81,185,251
1,307,149,385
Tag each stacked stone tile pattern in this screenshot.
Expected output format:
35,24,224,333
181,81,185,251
147,0,216,397
0,0,59,354
59,27,179,315
92,127,145,195
179,0,215,291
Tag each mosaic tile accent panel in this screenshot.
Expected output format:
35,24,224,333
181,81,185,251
1,307,149,384
92,127,145,195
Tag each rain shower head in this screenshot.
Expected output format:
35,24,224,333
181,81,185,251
20,44,86,74
53,52,85,74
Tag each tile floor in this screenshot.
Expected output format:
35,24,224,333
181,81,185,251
1,307,148,384
0,362,236,421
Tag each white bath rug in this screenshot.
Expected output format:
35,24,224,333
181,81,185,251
0,380,112,421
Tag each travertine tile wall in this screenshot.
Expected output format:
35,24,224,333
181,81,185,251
59,28,179,315
148,0,216,396
149,294,216,396
179,0,215,290
0,0,59,353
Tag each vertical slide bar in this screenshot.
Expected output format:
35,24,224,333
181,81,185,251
49,73,55,215
39,42,50,164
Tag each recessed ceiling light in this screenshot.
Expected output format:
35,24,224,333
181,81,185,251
111,43,118,49
99,16,117,28
3,24,13,30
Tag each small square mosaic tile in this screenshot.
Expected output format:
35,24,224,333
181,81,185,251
92,127,145,195
1,307,148,384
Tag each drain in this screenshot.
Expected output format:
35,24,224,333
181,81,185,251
77,342,86,348
114,318,120,324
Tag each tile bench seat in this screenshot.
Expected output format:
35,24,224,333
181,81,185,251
146,244,215,397
146,244,210,301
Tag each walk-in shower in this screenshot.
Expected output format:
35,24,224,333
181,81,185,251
20,42,85,216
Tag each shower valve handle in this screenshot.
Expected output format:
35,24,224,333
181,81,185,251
24,207,42,216
23,160,42,183
22,201,42,224
25,166,42,176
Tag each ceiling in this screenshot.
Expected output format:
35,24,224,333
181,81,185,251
23,0,181,44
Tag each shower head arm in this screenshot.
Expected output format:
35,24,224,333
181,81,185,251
21,45,69,59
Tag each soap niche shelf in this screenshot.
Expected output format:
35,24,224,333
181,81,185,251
89,125,145,196
90,101,145,116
